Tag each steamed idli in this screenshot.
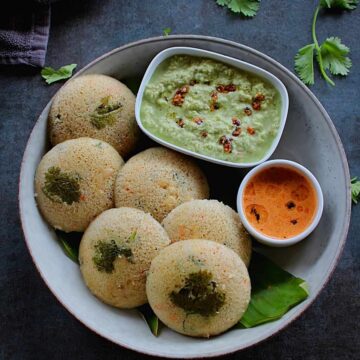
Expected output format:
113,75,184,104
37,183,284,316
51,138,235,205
35,137,123,232
146,239,251,337
115,147,209,222
79,207,170,308
162,199,252,266
48,74,139,157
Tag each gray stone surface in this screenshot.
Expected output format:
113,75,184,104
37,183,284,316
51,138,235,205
0,0,359,359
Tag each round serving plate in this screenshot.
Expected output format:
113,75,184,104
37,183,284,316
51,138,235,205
19,35,351,358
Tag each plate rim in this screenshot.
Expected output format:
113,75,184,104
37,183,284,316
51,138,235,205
18,35,352,358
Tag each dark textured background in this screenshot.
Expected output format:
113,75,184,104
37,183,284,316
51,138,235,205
0,0,359,359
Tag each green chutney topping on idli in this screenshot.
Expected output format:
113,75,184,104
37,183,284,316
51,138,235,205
42,166,81,205
170,269,226,317
146,240,251,337
79,207,170,309
48,74,140,157
35,137,124,232
90,95,122,129
140,55,282,163
93,239,133,273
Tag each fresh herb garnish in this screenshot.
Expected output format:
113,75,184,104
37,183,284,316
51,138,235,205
42,166,81,205
90,96,122,129
170,270,225,317
295,1,356,86
216,0,261,17
163,27,172,36
93,240,133,273
320,0,358,10
41,64,77,85
351,177,360,204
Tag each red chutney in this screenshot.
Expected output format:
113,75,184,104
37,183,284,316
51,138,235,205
243,166,317,239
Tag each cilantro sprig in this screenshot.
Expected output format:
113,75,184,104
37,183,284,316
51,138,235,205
295,1,357,86
216,0,261,17
41,64,77,85
351,177,360,204
163,27,172,36
320,0,358,9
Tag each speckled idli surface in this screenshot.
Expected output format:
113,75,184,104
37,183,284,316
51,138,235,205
35,137,123,232
79,207,170,308
48,74,140,157
114,147,209,222
146,240,251,338
162,199,252,266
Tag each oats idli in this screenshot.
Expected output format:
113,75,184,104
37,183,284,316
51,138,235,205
79,207,170,308
146,239,251,338
35,137,123,232
48,74,139,157
114,147,209,222
162,199,252,266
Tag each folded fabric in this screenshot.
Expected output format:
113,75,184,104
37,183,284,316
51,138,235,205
0,1,51,67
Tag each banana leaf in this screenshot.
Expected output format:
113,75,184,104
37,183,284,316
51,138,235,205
122,76,142,95
55,229,308,333
55,230,160,335
238,252,309,328
137,252,309,334
55,230,82,264
137,304,160,336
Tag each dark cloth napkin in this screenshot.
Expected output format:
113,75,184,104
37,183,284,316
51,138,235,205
0,1,52,67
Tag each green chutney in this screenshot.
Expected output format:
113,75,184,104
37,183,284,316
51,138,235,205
140,55,282,163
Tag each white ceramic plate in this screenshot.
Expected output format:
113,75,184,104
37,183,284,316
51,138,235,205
135,46,289,168
19,36,351,358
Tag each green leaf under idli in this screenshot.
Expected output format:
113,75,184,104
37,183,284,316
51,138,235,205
55,230,82,264
122,76,142,95
137,304,160,336
54,229,308,333
238,252,309,328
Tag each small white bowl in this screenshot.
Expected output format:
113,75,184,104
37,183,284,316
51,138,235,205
135,47,289,168
237,160,324,247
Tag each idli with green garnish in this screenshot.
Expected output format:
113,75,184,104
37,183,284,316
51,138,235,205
114,147,209,222
162,199,252,266
146,239,251,338
48,74,140,157
35,137,123,232
79,207,170,308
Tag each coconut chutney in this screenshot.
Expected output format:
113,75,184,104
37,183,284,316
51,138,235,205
140,55,282,163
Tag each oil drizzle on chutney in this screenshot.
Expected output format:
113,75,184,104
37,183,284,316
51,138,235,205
243,167,317,239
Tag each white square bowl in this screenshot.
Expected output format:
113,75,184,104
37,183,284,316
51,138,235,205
135,46,289,168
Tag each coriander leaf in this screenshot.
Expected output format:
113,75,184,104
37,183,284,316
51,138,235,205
216,0,260,17
295,44,316,85
163,27,172,36
41,64,77,85
320,37,352,76
320,0,358,10
351,177,360,204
